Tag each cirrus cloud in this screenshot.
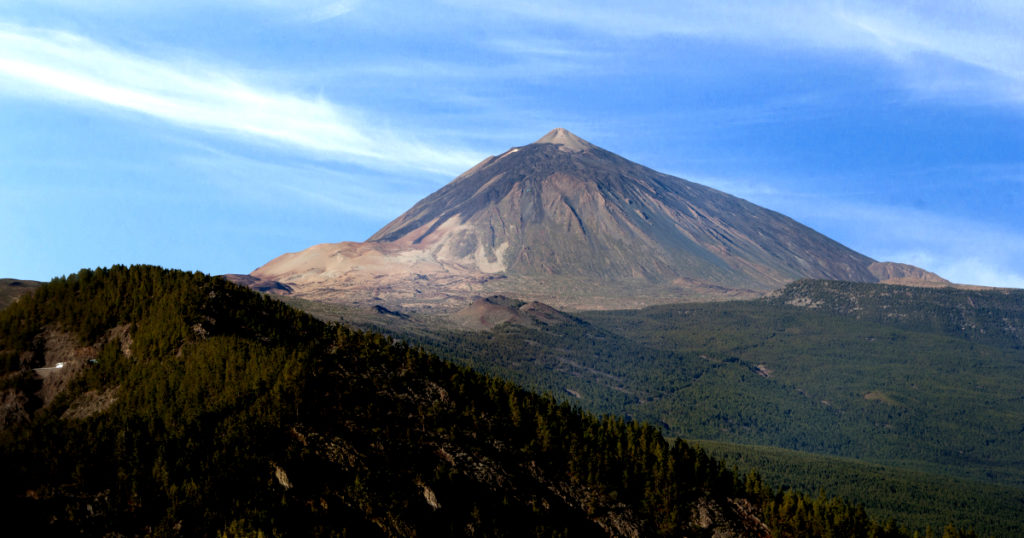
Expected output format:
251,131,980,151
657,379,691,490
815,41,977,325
461,0,1024,108
0,23,479,176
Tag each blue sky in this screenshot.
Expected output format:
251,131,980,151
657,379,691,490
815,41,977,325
1,1,1022,288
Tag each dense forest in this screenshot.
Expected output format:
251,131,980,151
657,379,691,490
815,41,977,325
0,266,980,536
296,281,1024,536
765,280,1024,350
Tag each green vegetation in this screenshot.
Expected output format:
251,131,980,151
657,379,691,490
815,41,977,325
582,283,1024,486
2,266,962,536
319,280,1024,535
766,280,1024,350
696,440,1024,537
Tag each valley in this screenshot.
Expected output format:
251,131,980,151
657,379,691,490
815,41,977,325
1,265,934,537
3,131,1018,536
280,279,1024,535
7,2,1022,535
220,129,1022,535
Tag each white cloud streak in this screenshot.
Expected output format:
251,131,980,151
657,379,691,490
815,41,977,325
180,148,425,219
305,1,363,22
2,0,363,17
463,1,1024,108
0,24,479,175
777,193,1024,289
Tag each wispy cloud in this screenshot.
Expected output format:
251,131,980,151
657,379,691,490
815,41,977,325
784,194,1024,288
446,1,868,45
486,37,602,59
3,0,364,18
463,1,1024,108
0,24,479,175
836,2,1024,103
304,1,362,22
179,147,427,219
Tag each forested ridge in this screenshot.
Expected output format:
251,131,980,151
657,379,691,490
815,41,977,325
766,280,1024,350
299,281,1024,536
0,266,976,536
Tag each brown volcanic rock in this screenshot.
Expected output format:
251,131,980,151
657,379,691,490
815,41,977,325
221,274,294,294
867,261,949,286
451,295,576,330
253,129,936,310
0,279,42,310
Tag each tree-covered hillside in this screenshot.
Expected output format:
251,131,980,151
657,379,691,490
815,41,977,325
582,281,1024,487
766,280,1024,350
311,281,1023,536
0,266,950,537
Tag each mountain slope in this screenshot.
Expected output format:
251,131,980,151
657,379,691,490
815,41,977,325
308,279,1023,535
1,265,792,537
369,128,876,287
0,278,41,310
252,129,944,310
3,266,972,536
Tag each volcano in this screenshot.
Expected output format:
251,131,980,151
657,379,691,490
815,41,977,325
249,129,944,309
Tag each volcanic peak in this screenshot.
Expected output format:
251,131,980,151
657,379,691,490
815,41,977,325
534,127,593,152
251,129,947,310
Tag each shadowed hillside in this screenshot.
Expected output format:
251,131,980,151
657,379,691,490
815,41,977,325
294,279,1022,535
0,278,41,311
0,265,953,537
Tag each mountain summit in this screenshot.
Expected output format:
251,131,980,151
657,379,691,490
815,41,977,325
533,127,594,151
251,130,943,309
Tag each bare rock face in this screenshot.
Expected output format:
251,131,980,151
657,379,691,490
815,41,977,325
867,261,948,286
0,279,42,310
0,325,130,432
252,129,941,310
221,274,294,295
450,295,576,330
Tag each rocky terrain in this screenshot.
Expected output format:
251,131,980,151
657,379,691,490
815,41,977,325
0,278,41,310
251,129,945,311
